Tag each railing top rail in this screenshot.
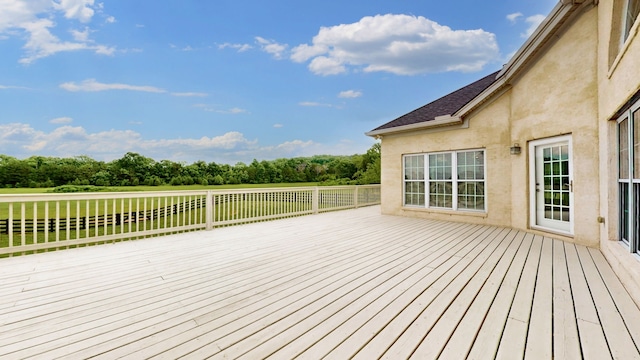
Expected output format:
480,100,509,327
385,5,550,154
0,185,380,203
0,190,210,202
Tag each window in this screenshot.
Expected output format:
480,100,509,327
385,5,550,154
617,99,640,254
403,150,485,211
623,0,640,43
404,155,425,206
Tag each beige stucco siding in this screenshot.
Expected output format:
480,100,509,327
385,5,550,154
597,0,640,305
380,94,512,227
509,6,600,246
379,6,600,247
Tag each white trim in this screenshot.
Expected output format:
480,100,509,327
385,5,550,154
616,98,640,253
622,0,640,44
402,149,487,213
366,115,462,137
529,135,574,236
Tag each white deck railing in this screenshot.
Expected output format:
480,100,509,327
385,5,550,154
0,185,380,256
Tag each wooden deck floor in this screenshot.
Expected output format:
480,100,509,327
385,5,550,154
1,206,640,359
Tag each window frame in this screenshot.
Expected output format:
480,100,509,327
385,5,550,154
617,98,640,254
403,149,486,212
622,0,640,44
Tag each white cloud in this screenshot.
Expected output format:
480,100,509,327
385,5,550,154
53,0,96,23
308,56,346,76
507,12,523,24
194,104,248,114
255,36,288,59
218,42,253,52
0,123,375,163
523,15,546,38
50,116,73,124
299,101,332,107
274,140,314,152
60,79,166,93
338,90,362,99
0,0,115,63
171,92,208,97
291,14,499,76
0,84,30,90
70,27,91,42
273,124,283,128
106,16,115,23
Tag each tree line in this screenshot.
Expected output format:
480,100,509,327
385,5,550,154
0,143,380,188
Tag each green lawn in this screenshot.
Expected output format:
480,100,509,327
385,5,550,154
0,182,319,194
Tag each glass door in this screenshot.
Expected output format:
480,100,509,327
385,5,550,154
530,136,573,234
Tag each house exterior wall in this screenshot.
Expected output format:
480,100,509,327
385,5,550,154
379,94,512,227
509,5,599,246
379,5,600,247
597,0,640,304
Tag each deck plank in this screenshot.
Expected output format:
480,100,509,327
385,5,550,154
551,239,581,360
379,227,509,359
346,225,500,360
409,229,520,359
0,206,639,359
576,245,640,359
494,234,544,360
524,236,553,359
165,222,479,359
437,230,527,359
564,242,612,360
588,247,640,348
93,215,461,358
465,233,534,360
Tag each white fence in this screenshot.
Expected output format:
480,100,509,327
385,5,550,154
0,185,380,256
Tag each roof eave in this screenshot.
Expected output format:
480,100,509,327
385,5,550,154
365,115,463,138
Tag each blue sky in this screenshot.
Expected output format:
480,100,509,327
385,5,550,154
0,0,557,164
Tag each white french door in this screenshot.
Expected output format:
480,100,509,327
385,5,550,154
530,136,573,235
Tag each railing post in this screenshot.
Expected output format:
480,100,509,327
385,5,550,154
353,186,359,209
206,191,213,230
313,187,319,214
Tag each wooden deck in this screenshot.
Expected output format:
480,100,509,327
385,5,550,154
1,206,639,359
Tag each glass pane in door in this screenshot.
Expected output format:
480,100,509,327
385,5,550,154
542,144,571,223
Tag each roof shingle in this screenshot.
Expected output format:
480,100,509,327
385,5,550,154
370,70,500,132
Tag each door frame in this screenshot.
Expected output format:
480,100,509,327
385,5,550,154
528,135,574,236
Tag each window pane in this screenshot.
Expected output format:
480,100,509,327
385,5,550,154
624,0,640,41
429,181,452,208
457,151,483,181
404,155,425,206
458,181,485,210
634,109,640,179
620,118,630,179
429,153,452,180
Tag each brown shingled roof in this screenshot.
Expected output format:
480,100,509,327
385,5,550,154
370,70,500,132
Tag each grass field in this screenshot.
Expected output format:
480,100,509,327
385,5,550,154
0,182,319,195
0,183,376,256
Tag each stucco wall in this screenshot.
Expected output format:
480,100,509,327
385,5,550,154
379,94,512,227
509,6,600,246
378,5,600,247
597,0,640,306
